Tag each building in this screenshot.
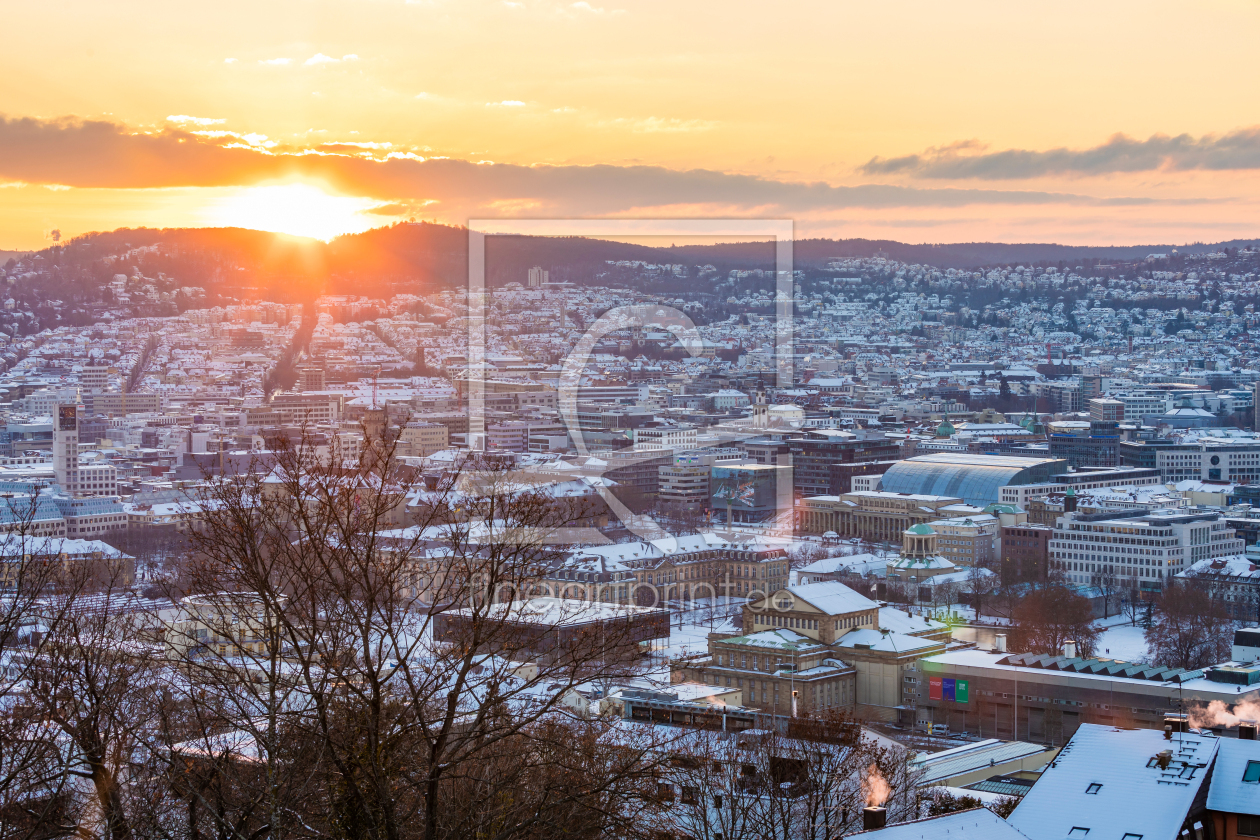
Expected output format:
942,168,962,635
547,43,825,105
556,533,790,606
527,266,548,288
79,365,115,391
930,514,998,568
657,454,711,515
1008,724,1217,840
269,392,343,426
80,391,161,417
1178,555,1260,622
1206,738,1260,839
1046,420,1122,469
399,421,449,457
634,421,698,451
878,453,1070,507
914,648,1258,744
53,404,118,498
1155,439,1260,484
434,597,668,658
887,525,958,593
487,420,563,453
297,367,326,392
856,808,1031,839
1051,508,1246,591
1087,397,1125,423
796,491,973,544
785,430,900,497
0,536,134,590
673,581,949,722
997,465,1163,508
711,462,790,524
1000,523,1051,582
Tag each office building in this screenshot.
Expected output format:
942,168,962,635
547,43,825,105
1050,508,1245,591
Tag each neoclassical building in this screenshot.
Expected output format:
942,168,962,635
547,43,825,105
796,490,976,544
673,581,950,722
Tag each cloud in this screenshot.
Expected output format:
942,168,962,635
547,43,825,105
569,1,625,13
606,116,718,134
224,58,238,64
305,53,360,66
166,115,226,126
259,57,292,66
861,128,1260,179
0,115,1194,221
487,100,527,108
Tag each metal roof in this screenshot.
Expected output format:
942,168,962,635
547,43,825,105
912,739,1053,786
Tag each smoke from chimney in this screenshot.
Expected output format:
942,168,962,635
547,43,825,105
1189,698,1260,730
862,762,891,808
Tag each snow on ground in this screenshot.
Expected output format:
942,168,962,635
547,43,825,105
1095,623,1150,662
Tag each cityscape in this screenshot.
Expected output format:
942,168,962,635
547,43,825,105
5,2,1260,838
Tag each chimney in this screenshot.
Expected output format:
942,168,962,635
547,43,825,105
1063,640,1076,659
1164,713,1189,734
1156,749,1172,770
1240,722,1258,741
863,806,887,831
995,633,1007,653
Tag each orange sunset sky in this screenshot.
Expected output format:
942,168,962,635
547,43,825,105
3,0,1260,249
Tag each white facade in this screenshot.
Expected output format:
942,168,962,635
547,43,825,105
1050,509,1245,587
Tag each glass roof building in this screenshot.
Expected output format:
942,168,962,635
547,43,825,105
880,453,1069,507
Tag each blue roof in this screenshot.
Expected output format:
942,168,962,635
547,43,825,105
880,453,1067,507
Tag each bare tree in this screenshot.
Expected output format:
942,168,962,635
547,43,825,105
1144,581,1234,670
653,712,922,840
170,429,669,840
0,513,94,840
23,555,171,840
1008,584,1100,658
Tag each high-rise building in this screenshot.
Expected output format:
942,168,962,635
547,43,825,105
527,266,548,288
53,404,79,492
54,404,118,498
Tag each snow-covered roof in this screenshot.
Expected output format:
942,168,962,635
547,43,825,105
781,581,879,616
835,628,940,653
720,628,825,651
853,807,1029,840
1009,724,1218,840
1206,737,1260,816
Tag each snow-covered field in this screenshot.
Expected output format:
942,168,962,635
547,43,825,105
1095,623,1150,662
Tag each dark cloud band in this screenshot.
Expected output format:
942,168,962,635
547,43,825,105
861,129,1260,180
0,114,1177,212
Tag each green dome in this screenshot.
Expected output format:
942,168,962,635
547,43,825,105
1019,412,1036,431
936,418,955,437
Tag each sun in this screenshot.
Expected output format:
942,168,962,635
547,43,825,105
201,182,388,241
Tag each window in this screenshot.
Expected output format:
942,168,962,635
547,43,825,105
1121,834,1143,840
1244,760,1260,783
1239,815,1260,837
1067,830,1090,838
1085,783,1102,794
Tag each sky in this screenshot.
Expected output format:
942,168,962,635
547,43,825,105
3,0,1260,249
